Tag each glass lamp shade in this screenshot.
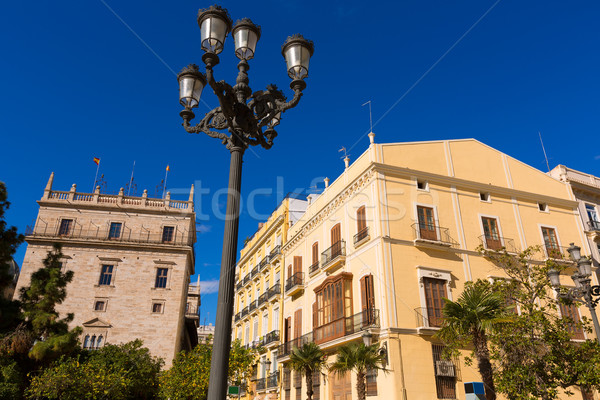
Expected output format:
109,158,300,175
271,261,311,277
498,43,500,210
197,5,232,55
281,34,314,80
177,64,207,109
567,243,582,261
362,331,373,346
578,257,593,277
547,268,561,287
232,19,261,60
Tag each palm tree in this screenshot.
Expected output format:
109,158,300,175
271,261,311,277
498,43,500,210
288,342,327,400
328,341,387,400
436,281,510,400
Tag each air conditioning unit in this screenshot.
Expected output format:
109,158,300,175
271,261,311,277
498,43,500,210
435,360,455,377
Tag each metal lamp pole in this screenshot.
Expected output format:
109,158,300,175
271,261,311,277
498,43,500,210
548,243,600,341
176,6,314,400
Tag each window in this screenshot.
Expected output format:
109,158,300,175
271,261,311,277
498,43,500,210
152,303,163,313
542,227,561,258
366,369,378,396
58,219,73,236
355,206,368,243
424,278,446,328
312,370,321,400
360,274,376,326
96,335,103,349
155,268,168,288
417,206,437,240
559,302,584,340
432,344,456,399
538,202,549,212
98,265,113,286
162,226,174,242
94,301,106,311
314,273,353,343
108,222,122,239
253,318,259,342
283,368,291,400
245,324,250,345
310,242,319,273
263,313,269,335
479,192,490,202
294,370,302,400
586,204,599,230
330,223,343,258
417,180,428,190
83,335,90,349
482,217,502,250
293,309,302,340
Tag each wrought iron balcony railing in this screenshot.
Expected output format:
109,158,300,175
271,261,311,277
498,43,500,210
268,283,281,299
260,256,270,269
243,275,251,285
415,306,443,328
313,309,380,344
353,227,369,245
588,220,600,231
263,330,280,346
249,300,258,312
236,281,243,291
278,331,313,358
411,222,457,247
309,261,320,274
251,265,259,278
267,372,278,388
478,235,519,253
544,245,571,260
185,305,200,318
258,292,268,306
270,245,281,259
241,306,249,317
255,378,266,391
285,272,304,293
234,312,241,322
321,240,346,266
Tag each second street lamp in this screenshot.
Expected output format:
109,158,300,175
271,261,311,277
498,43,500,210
177,5,314,400
548,242,600,341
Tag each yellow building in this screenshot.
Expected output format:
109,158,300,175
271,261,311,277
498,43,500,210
232,195,308,398
277,137,596,400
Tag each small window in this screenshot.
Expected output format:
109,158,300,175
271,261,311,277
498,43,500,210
108,222,122,239
479,192,490,202
155,268,168,288
83,335,90,349
98,265,113,286
417,180,428,190
58,219,73,236
96,335,103,349
538,202,548,212
94,301,106,311
162,226,174,243
152,302,163,313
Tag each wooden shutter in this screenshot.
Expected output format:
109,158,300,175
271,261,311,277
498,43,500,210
360,275,375,326
357,206,366,232
331,223,341,244
287,264,292,280
423,278,446,327
293,256,302,275
312,242,319,265
294,309,302,339
312,302,317,329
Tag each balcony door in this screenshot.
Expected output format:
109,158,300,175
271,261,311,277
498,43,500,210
331,223,341,257
360,274,375,326
482,217,502,250
417,206,437,240
424,278,446,327
542,227,560,258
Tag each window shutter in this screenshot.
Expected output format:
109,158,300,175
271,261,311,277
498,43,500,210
287,265,292,280
312,302,317,329
293,256,302,274
331,223,341,244
357,206,366,232
294,309,302,339
312,242,319,265
360,276,367,311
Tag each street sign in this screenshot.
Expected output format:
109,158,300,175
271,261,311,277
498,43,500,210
228,386,240,396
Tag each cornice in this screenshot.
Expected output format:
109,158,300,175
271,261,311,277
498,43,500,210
237,214,285,266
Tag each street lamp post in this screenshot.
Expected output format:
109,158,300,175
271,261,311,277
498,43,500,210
547,242,600,341
177,6,313,400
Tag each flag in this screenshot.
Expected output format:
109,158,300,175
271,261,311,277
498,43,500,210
93,157,100,165
166,165,170,172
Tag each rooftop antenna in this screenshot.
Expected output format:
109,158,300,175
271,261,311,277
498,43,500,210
127,161,136,196
362,100,373,133
539,131,551,172
338,146,349,159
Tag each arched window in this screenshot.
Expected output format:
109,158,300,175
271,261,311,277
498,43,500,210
96,335,103,348
83,335,90,349
90,335,96,350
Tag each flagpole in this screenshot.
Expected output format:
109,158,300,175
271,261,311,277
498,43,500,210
127,161,136,196
163,167,169,199
92,159,100,192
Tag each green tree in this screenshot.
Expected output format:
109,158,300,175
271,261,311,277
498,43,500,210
19,244,80,363
159,339,259,400
436,280,510,400
288,342,327,400
328,342,386,400
26,340,163,400
482,246,600,400
0,182,24,334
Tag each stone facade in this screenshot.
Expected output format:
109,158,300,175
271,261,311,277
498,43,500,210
14,173,197,368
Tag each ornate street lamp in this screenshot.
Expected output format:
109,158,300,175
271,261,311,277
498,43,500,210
547,242,600,340
177,6,314,400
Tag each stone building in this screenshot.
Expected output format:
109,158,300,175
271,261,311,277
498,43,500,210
14,173,197,368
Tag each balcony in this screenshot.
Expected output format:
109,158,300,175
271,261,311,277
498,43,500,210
321,240,346,273
415,307,443,333
544,245,571,262
241,306,249,318
251,266,259,279
268,284,281,300
308,261,320,275
270,245,282,261
411,222,457,249
234,312,241,322
267,372,278,389
236,281,243,291
263,330,280,348
313,309,380,344
185,305,200,319
249,300,258,313
353,227,370,247
255,378,266,391
588,220,600,231
243,275,251,286
258,292,268,307
285,272,305,296
260,256,270,270
478,235,519,253
278,331,314,359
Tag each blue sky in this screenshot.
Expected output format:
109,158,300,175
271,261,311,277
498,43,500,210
1,0,599,324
